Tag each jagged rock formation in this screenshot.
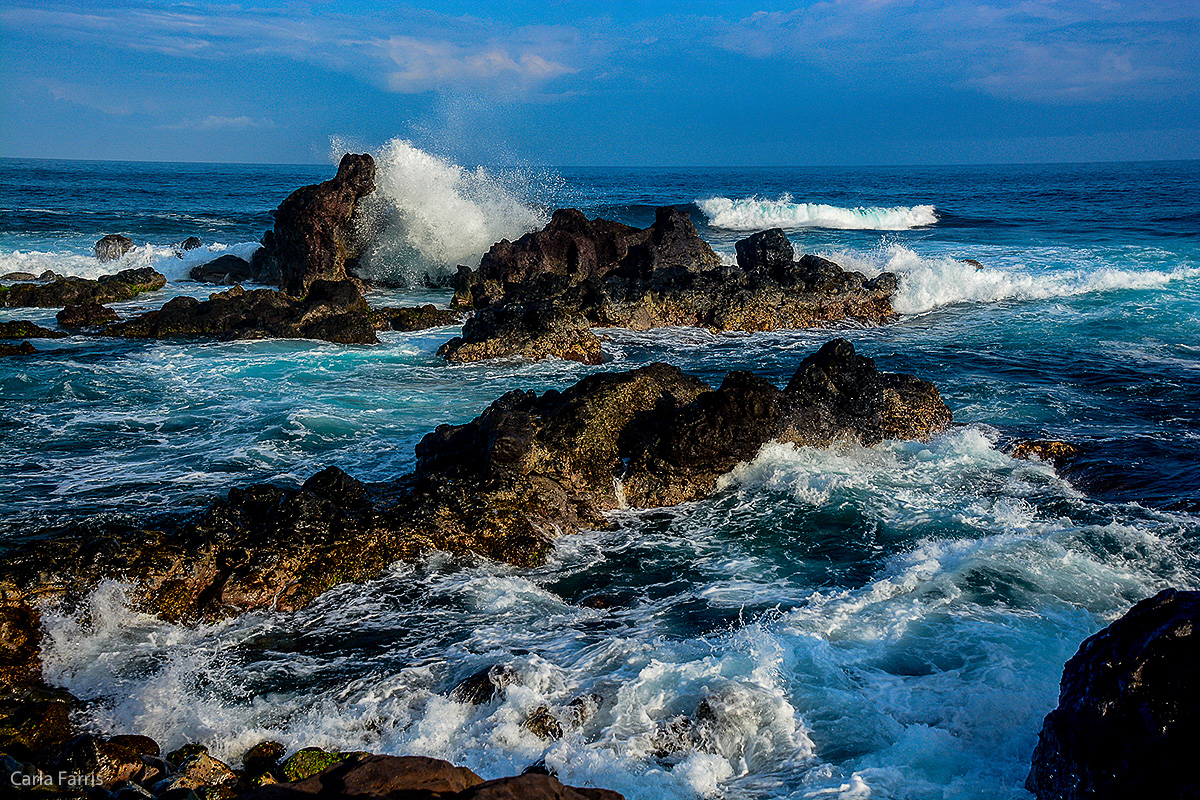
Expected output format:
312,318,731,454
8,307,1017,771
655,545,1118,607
190,254,256,285
0,321,65,339
440,209,899,362
57,302,119,328
250,153,377,296
94,234,134,262
0,267,166,308
104,280,378,344
0,339,949,623
1027,588,1200,800
370,304,461,332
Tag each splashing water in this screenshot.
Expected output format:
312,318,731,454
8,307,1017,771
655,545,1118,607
697,196,937,231
353,140,550,285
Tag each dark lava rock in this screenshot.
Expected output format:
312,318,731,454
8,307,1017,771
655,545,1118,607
105,280,378,344
0,267,166,308
451,664,521,705
370,303,460,332
95,234,134,262
0,320,65,339
1,272,37,281
241,754,623,800
190,254,255,285
178,236,203,251
443,216,899,362
55,734,159,788
57,302,119,328
1007,439,1081,465
0,341,37,357
0,339,948,625
251,153,376,296
0,583,42,689
1027,588,1200,799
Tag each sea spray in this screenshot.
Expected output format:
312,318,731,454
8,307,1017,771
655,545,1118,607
698,196,937,231
354,139,550,285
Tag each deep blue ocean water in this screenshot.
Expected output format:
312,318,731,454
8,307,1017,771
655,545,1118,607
2,145,1198,799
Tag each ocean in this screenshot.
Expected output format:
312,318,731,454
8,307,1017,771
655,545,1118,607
2,142,1198,799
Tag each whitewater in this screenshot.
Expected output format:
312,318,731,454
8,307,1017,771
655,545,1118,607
3,148,1199,799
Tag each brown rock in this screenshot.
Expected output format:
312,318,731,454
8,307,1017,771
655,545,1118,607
371,304,460,332
57,302,119,328
1,267,166,308
1007,439,1081,464
0,321,65,339
0,341,37,357
242,754,483,799
252,154,377,296
95,234,134,262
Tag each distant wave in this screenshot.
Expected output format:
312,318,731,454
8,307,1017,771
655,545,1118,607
0,241,261,283
698,195,937,231
829,244,1200,315
353,139,550,286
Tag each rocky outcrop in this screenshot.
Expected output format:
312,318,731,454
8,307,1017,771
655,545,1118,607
443,211,898,362
0,267,166,308
95,234,134,262
1027,588,1200,799
244,754,624,800
105,280,378,344
57,302,119,328
251,154,376,296
0,321,65,339
0,342,37,357
177,236,204,252
191,254,256,285
370,304,460,332
0,339,948,624
0,272,37,281
1007,439,1081,465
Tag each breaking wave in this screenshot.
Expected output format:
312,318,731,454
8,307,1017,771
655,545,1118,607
354,140,550,286
698,196,937,231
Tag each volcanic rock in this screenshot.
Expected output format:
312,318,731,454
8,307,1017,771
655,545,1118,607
1007,439,1081,465
1027,588,1200,800
178,236,204,251
105,280,378,344
0,267,166,308
0,341,37,357
0,339,948,624
190,254,256,285
370,304,460,332
57,302,119,328
251,153,376,296
443,214,899,362
95,234,134,262
1,272,37,281
0,321,65,339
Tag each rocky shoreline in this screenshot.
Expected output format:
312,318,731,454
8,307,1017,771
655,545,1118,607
3,157,1195,799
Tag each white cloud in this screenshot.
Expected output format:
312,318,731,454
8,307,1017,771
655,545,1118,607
383,35,576,93
158,115,276,131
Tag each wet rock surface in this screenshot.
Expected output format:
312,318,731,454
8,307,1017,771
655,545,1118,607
191,254,257,285
251,154,376,296
95,234,135,262
1028,588,1200,799
0,341,37,357
0,267,166,308
105,280,379,344
0,320,65,339
0,339,949,624
57,301,120,328
442,210,898,362
370,304,460,332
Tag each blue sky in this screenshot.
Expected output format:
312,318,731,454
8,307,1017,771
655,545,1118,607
1,0,1197,165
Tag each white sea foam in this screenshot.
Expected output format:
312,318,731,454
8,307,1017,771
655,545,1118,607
825,243,1200,315
0,241,261,284
354,139,548,285
698,196,937,231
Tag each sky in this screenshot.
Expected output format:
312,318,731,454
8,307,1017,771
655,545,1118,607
1,0,1198,166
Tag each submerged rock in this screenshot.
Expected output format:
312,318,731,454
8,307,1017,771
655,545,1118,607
190,254,256,285
0,339,948,624
95,234,134,262
0,320,65,339
251,153,377,296
0,267,166,308
105,280,378,344
1028,588,1200,799
57,302,119,328
177,236,204,252
1007,439,1082,465
444,212,898,362
0,341,37,357
370,303,460,332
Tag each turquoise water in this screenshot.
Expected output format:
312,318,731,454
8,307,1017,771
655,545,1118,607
3,146,1199,799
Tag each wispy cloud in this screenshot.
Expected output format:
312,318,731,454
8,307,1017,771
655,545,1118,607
158,115,276,132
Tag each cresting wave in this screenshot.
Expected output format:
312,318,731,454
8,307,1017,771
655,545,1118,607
697,195,937,231
826,243,1200,315
354,139,549,285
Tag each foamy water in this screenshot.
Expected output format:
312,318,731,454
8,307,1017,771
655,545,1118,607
698,196,937,231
